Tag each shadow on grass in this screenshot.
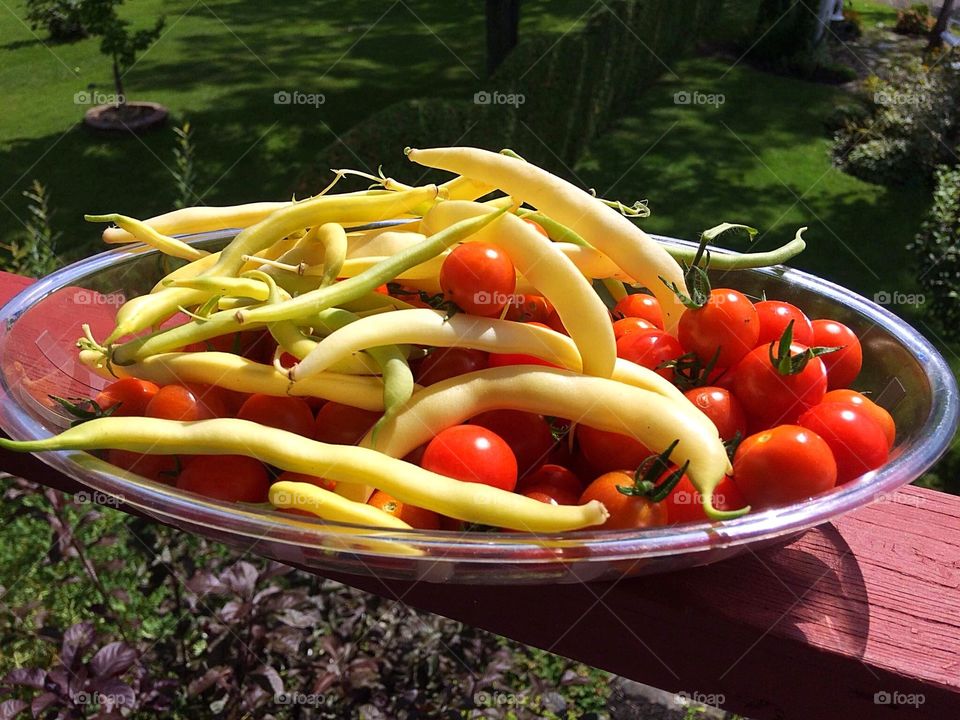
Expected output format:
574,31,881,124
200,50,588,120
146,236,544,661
575,56,931,299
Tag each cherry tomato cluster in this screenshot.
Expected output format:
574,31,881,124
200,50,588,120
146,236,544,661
611,288,895,515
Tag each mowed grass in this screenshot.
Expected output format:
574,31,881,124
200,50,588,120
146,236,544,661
0,0,585,260
575,56,931,300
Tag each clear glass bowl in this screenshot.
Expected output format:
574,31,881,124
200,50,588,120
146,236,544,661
0,231,956,584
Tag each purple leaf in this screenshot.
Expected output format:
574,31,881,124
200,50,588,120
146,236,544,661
249,666,283,696
184,571,223,596
46,668,70,694
90,642,137,678
0,700,28,720
87,679,135,712
222,561,259,598
2,668,45,689
187,667,232,697
276,608,319,629
60,622,95,669
219,600,250,623
30,693,59,716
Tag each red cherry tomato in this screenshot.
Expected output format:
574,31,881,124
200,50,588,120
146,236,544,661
615,329,684,380
811,319,862,389
732,425,837,509
731,342,828,429
488,322,562,369
106,449,178,483
469,410,555,480
612,316,656,340
523,486,581,506
517,463,583,497
797,403,889,484
95,378,159,417
368,490,441,530
421,425,518,492
822,389,896,448
544,309,568,335
682,386,747,442
576,425,652,476
314,402,381,445
274,470,335,492
439,242,516,317
488,353,560,369
146,384,222,421
665,474,747,524
579,472,669,530
208,330,274,364
176,455,270,503
504,294,554,324
678,289,759,369
415,347,489,386
754,301,814,347
237,394,316,438
613,294,664,329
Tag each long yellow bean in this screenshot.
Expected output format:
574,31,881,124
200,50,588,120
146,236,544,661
270,481,411,529
106,187,438,344
0,418,608,532
79,349,388,410
362,365,739,520
406,146,688,331
87,214,210,261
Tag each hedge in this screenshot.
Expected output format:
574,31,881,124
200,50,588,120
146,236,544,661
315,0,722,181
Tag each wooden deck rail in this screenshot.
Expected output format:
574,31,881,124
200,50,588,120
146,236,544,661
1,271,957,719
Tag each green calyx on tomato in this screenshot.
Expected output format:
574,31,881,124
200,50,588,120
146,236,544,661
660,347,722,391
50,395,119,426
769,320,841,376
615,439,689,503
659,223,758,310
386,282,462,319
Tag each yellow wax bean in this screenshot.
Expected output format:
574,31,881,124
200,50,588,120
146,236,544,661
406,146,687,331
363,365,739,520
0,418,608,532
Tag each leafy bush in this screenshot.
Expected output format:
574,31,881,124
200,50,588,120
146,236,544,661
24,0,87,42
747,1,857,83
0,180,60,277
749,0,820,63
833,59,960,184
894,3,935,35
909,159,960,339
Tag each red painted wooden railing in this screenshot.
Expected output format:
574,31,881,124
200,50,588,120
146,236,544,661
1,271,957,719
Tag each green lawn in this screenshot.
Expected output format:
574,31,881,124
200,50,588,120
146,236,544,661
575,55,931,301
0,0,584,260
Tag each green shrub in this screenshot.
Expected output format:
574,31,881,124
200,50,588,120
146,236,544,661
909,159,960,339
748,0,820,64
24,0,87,42
315,0,722,180
833,59,960,184
894,3,935,35
0,180,60,277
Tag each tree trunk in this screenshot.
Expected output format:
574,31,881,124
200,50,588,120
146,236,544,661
486,0,520,77
929,0,957,48
113,55,126,106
